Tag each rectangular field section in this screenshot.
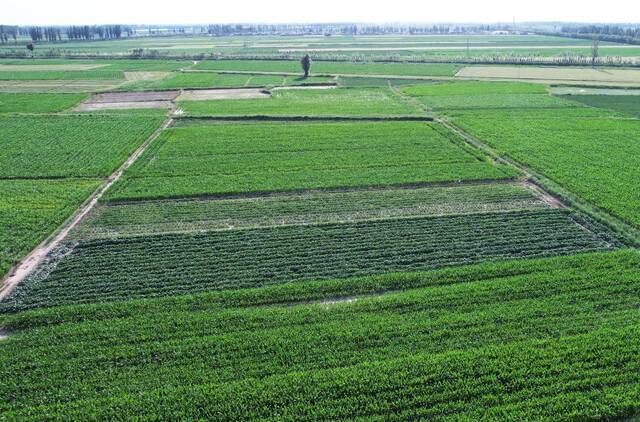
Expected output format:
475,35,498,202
79,182,549,239
178,88,418,117
2,209,619,311
403,81,578,110
0,179,101,277
450,108,640,228
107,121,516,200
0,114,164,178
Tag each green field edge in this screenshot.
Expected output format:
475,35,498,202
1,248,633,330
439,118,640,247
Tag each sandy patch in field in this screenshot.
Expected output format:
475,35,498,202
0,64,108,71
124,71,171,81
456,66,640,84
176,88,269,101
90,91,179,103
76,101,173,111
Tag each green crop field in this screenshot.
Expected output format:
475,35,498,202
565,94,640,117
78,183,548,239
194,59,461,77
107,121,515,200
404,81,579,109
1,250,639,419
450,107,640,228
1,209,618,311
0,93,87,113
0,114,164,178
0,70,125,80
179,87,420,116
2,31,640,420
0,179,101,276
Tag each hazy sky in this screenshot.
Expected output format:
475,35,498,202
3,0,638,25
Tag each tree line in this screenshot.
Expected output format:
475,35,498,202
555,24,640,45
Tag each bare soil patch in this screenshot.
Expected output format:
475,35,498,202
177,88,270,101
124,72,170,81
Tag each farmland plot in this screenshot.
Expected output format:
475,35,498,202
565,94,640,117
403,81,578,110
193,59,461,77
107,121,516,200
179,87,420,116
450,108,640,227
0,179,100,277
122,72,333,90
457,65,640,85
78,182,548,239
0,114,164,178
1,250,638,419
0,93,87,113
1,208,618,310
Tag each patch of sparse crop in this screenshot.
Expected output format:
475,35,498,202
0,93,88,113
450,107,640,227
106,121,516,200
79,183,548,239
0,179,101,277
338,76,435,87
0,114,164,178
1,209,619,311
178,87,419,117
1,250,639,419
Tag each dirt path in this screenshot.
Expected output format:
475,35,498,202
0,117,174,302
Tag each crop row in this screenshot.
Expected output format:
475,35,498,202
0,250,639,418
107,121,515,200
81,182,548,239
450,107,640,228
0,114,164,178
2,209,619,311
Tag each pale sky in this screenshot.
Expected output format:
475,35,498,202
3,0,639,26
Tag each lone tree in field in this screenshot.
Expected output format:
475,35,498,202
591,37,599,66
301,54,311,77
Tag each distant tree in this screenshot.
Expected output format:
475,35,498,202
591,37,600,66
26,43,34,57
300,54,311,77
